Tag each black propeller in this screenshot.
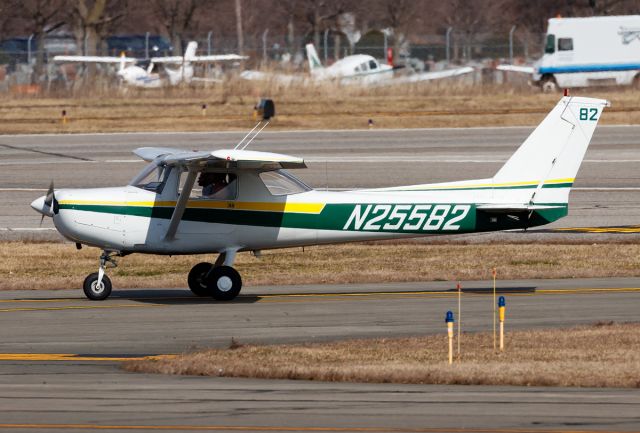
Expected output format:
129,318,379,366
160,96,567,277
40,181,58,226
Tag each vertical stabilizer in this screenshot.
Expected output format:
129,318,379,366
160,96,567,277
119,52,126,72
184,41,198,61
305,43,323,71
492,96,609,204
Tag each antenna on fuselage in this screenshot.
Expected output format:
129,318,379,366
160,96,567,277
233,99,275,151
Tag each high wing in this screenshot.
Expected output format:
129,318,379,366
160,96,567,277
53,55,137,64
496,64,535,74
133,147,306,170
151,54,248,64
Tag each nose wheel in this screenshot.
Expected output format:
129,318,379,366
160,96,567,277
187,262,242,301
83,272,112,300
83,250,117,301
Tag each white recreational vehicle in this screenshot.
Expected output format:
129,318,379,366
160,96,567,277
534,15,640,91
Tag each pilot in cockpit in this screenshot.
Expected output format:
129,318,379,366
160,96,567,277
198,172,236,199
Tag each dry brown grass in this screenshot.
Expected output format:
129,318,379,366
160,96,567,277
2,82,640,134
1,240,639,291
124,322,640,388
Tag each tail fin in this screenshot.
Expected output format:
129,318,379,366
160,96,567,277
305,43,323,71
492,96,609,205
119,51,126,72
184,41,197,61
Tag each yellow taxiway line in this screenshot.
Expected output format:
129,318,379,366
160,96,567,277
554,225,640,233
0,423,627,433
0,303,165,313
0,353,173,362
0,286,639,311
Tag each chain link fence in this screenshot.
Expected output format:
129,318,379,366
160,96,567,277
0,31,543,92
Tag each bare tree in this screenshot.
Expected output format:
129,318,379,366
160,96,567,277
9,0,68,79
300,0,347,48
151,0,207,55
72,0,126,56
437,0,511,61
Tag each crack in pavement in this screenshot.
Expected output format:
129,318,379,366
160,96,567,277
0,143,94,162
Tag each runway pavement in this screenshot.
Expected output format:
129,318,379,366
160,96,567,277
1,278,640,431
1,125,640,240
2,127,640,431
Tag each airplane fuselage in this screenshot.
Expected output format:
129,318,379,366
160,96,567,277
48,179,567,256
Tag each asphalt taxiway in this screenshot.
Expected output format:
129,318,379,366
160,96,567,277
2,127,640,431
1,278,640,431
1,125,640,239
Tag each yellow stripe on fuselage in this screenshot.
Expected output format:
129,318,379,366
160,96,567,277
381,177,575,191
58,200,325,214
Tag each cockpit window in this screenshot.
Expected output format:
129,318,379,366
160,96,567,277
369,60,377,70
259,170,311,196
130,161,168,193
194,172,238,200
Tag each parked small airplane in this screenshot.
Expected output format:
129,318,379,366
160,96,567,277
54,41,247,88
241,43,473,85
32,96,607,301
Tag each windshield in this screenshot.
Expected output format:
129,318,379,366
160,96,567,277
259,170,311,196
129,161,167,193
544,34,555,54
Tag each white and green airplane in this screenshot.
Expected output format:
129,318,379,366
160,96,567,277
31,96,608,301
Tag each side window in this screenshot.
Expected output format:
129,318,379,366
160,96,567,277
360,62,369,71
545,34,556,54
182,171,238,200
197,172,238,200
369,60,377,70
259,170,311,196
558,38,573,51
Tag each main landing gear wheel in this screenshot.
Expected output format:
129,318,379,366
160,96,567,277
208,266,242,301
83,272,112,301
187,263,242,301
188,262,214,297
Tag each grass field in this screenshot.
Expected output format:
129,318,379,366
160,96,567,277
1,240,639,291
124,321,640,388
2,83,640,134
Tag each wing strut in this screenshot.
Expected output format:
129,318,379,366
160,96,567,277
164,168,198,240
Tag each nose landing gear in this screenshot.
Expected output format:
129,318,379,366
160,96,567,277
83,251,118,301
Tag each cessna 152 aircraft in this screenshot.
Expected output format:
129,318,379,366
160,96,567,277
32,95,607,301
241,43,473,85
54,41,246,88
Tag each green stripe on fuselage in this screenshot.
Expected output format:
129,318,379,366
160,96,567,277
60,202,568,234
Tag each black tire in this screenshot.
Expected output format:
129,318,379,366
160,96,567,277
83,272,112,301
187,262,214,297
208,266,242,301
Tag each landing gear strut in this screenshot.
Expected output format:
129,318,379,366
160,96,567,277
83,251,117,301
187,250,242,301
